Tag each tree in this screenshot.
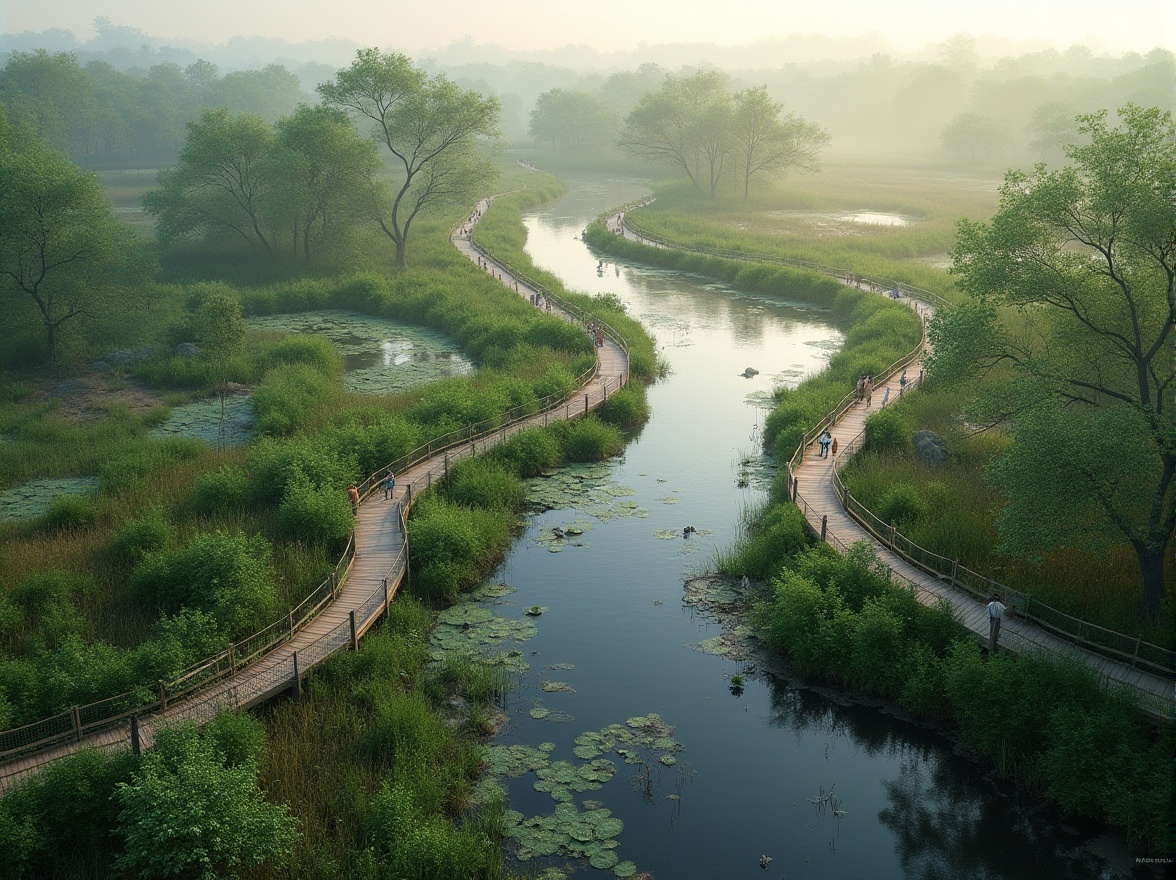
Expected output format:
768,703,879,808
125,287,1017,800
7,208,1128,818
621,73,828,199
116,725,297,880
144,108,276,253
0,50,94,157
619,70,733,197
932,105,1175,615
529,89,618,154
192,286,246,448
318,49,500,266
266,104,381,261
732,86,829,199
0,141,141,362
939,112,1012,162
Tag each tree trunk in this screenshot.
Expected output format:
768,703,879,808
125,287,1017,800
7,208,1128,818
1134,541,1167,618
45,321,57,364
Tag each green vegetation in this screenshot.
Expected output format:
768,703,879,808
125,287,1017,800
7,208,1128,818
751,543,1172,855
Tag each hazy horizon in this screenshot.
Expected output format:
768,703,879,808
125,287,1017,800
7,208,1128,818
2,0,1172,60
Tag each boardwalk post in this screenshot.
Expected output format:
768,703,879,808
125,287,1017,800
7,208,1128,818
130,715,141,756
331,570,338,598
383,578,390,614
444,453,449,477
287,610,294,638
604,380,608,400
1132,635,1141,667
889,523,897,549
950,559,959,588
791,479,798,502
229,643,236,676
349,610,358,651
584,394,589,415
427,471,432,489
291,652,301,700
820,515,827,541
72,706,82,742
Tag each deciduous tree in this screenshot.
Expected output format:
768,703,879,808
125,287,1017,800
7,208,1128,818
318,49,500,266
0,140,141,362
932,105,1175,615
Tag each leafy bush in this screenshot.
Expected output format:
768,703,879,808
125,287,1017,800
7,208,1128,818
442,459,524,511
115,725,298,880
189,467,248,517
561,416,624,462
111,508,175,566
277,471,354,545
864,407,910,453
875,483,928,527
253,362,339,436
131,531,277,638
491,427,562,477
247,436,357,505
597,385,650,430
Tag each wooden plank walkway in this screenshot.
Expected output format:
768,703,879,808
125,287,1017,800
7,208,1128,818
0,196,632,790
608,209,1174,720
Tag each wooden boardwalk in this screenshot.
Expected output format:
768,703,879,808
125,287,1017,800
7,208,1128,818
608,210,1173,719
0,198,632,790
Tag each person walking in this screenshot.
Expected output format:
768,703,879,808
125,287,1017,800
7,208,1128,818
880,386,891,408
987,595,1006,652
818,430,831,458
830,437,839,457
347,484,360,514
384,472,396,500
899,371,908,395
864,376,874,407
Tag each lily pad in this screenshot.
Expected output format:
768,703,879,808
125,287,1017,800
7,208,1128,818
590,850,620,870
613,861,638,877
541,680,575,693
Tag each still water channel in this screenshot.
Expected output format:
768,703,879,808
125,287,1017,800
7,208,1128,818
460,177,1140,880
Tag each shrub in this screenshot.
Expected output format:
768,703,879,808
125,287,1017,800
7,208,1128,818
111,508,175,566
277,471,354,545
561,416,624,462
247,436,357,505
491,427,561,477
115,726,298,880
847,599,905,694
38,495,99,532
253,362,339,437
864,407,910,453
189,467,248,517
8,571,88,653
442,459,524,511
597,385,650,431
898,642,952,717
875,483,928,527
131,531,277,638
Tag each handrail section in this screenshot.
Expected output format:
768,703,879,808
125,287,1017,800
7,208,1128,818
608,207,1174,700
0,195,634,771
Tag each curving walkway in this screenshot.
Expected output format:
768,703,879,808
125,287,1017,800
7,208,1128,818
605,209,1172,720
0,197,632,790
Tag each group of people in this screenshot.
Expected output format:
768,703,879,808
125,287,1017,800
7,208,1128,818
347,472,398,514
585,321,606,347
817,429,837,458
855,374,875,406
529,292,550,312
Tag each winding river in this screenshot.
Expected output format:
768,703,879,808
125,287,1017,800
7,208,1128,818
471,177,1142,880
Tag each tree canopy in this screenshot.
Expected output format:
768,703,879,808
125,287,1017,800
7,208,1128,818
0,138,145,362
932,104,1175,615
618,72,828,198
318,49,501,266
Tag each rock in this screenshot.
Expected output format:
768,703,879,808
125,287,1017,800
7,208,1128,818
913,430,949,465
89,361,112,373
741,367,759,378
175,343,201,357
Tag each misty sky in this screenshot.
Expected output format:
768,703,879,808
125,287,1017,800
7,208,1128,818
2,0,1172,55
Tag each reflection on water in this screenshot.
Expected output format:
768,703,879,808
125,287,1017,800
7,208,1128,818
245,310,473,394
474,176,1139,880
841,211,911,226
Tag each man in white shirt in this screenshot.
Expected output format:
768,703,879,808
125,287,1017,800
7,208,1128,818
987,595,1006,652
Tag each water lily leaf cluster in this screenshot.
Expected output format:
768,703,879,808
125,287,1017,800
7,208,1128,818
504,801,628,870
149,396,256,446
429,601,537,670
526,464,649,525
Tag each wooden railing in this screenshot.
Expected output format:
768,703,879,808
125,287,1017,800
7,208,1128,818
0,197,634,772
609,207,1175,707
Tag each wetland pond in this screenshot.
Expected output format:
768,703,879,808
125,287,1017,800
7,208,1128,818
451,177,1143,880
148,311,473,446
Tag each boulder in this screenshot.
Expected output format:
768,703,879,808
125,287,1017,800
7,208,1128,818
913,430,949,465
174,343,202,357
741,367,759,378
89,361,112,373
51,379,85,397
